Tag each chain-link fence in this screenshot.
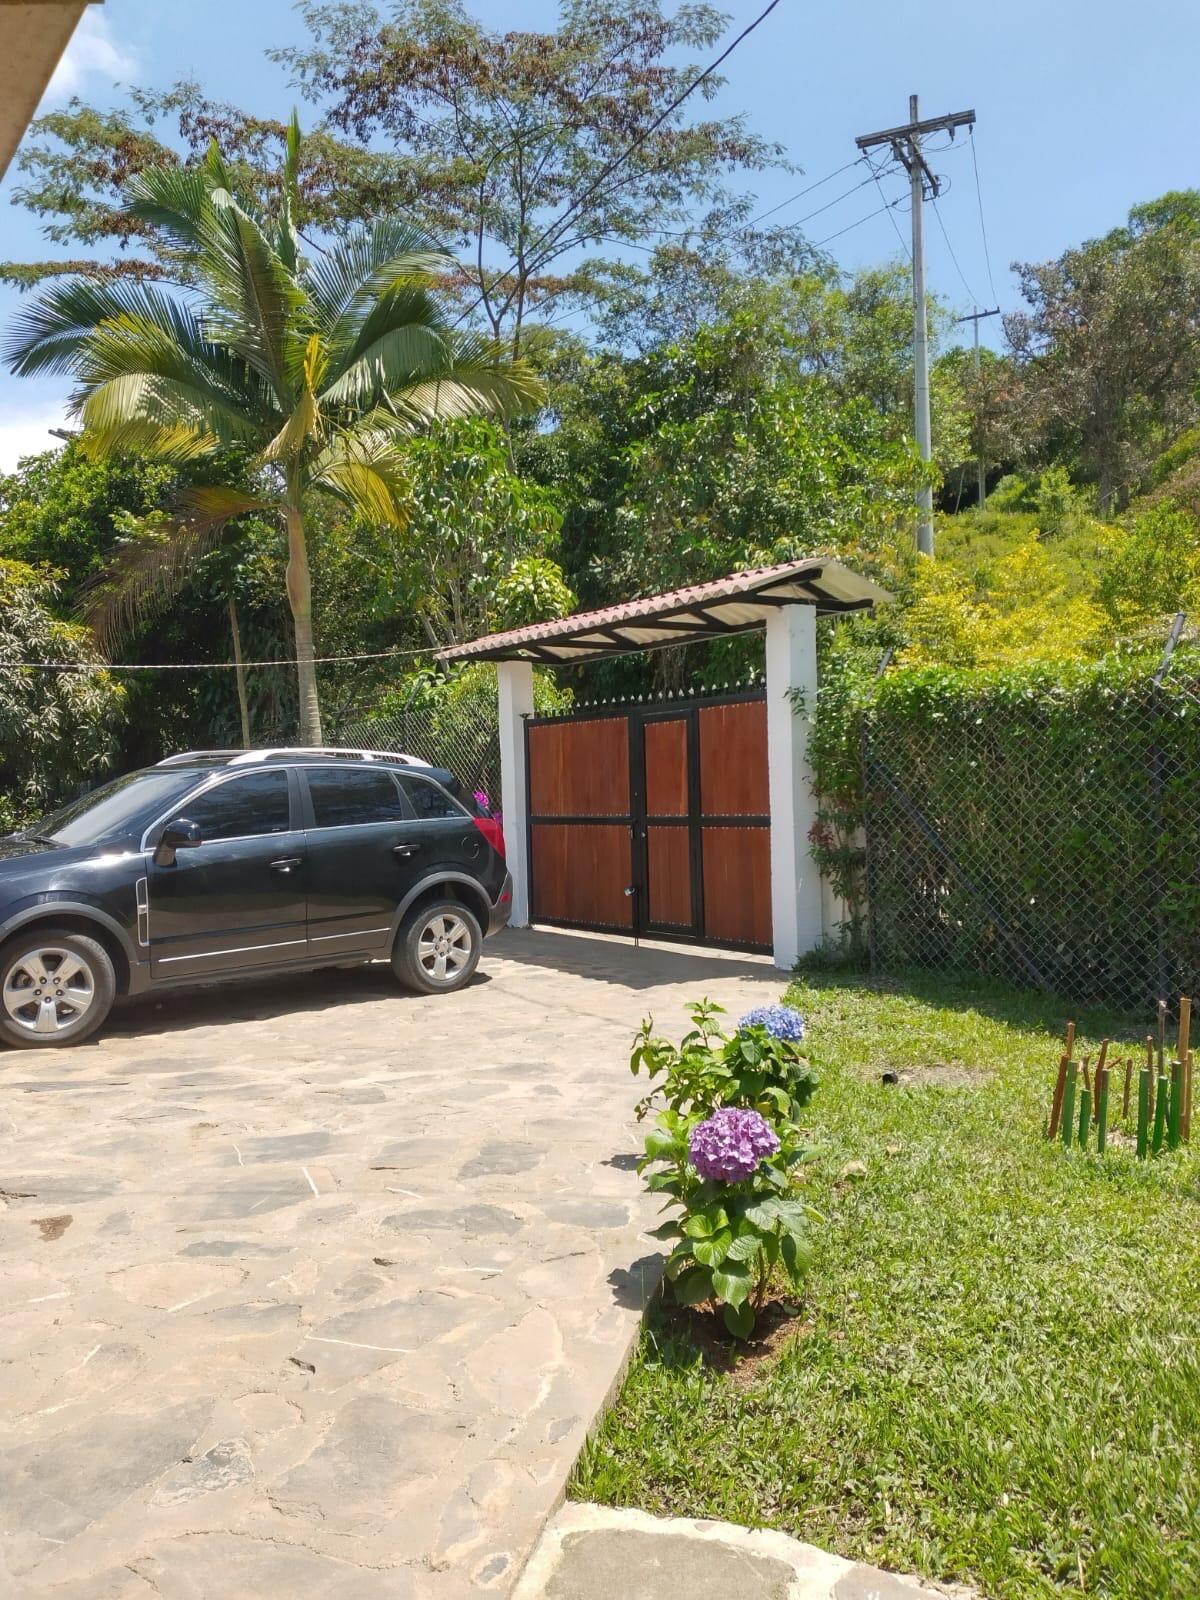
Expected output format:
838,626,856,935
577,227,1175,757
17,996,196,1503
327,699,502,808
856,649,1200,1012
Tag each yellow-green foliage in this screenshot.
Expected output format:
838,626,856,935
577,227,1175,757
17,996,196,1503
899,532,1110,667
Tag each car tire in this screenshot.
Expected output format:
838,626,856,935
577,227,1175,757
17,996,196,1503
0,929,116,1050
392,899,482,995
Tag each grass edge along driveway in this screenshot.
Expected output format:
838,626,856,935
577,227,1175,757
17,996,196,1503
573,971,1200,1600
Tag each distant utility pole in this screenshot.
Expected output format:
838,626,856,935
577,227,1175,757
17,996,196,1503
857,95,975,556
954,305,1000,508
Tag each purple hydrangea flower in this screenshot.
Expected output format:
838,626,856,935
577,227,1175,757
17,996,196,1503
473,789,492,815
738,1004,805,1043
688,1107,780,1182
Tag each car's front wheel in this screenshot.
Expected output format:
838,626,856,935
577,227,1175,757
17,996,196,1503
393,900,481,995
0,929,116,1049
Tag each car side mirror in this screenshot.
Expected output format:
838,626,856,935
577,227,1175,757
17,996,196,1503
154,817,202,866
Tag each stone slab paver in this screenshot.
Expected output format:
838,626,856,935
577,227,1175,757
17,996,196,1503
513,1505,977,1600
0,928,782,1597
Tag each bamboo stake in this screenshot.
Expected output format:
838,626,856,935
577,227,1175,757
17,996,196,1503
1092,1040,1109,1124
1048,1022,1076,1140
1122,1057,1134,1122
1169,1060,1184,1150
1077,1083,1092,1148
1097,1066,1111,1154
1152,1073,1169,1154
1178,1000,1192,1143
1137,1067,1151,1158
1185,1049,1194,1144
1146,1037,1157,1122
1062,1060,1079,1150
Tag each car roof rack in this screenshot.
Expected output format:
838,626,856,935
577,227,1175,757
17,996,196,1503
155,750,243,766
227,746,425,766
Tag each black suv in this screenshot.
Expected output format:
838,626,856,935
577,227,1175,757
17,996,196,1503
0,748,511,1050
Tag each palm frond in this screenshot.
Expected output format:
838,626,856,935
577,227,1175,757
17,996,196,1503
307,218,451,333
309,425,412,525
7,279,196,378
122,163,214,254
80,485,274,651
199,191,304,401
275,110,303,274
378,332,546,427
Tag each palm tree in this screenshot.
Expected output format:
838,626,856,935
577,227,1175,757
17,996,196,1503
5,117,544,742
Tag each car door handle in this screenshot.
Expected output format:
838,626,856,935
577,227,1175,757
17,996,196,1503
270,856,302,873
392,841,418,858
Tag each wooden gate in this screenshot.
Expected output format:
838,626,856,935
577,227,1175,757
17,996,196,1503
525,692,771,951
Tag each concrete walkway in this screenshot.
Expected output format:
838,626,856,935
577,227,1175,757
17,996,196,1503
0,928,781,1598
515,1506,975,1600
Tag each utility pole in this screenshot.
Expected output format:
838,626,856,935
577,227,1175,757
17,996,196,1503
857,95,975,556
954,305,1000,508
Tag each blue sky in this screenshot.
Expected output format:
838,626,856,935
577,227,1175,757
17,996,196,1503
2,0,1198,468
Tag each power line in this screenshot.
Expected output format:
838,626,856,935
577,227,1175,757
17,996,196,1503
866,150,911,261
930,190,979,304
0,643,443,675
743,157,867,230
969,126,999,303
812,194,908,249
458,0,785,327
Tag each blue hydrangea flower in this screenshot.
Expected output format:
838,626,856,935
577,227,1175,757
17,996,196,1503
738,1003,806,1043
688,1107,780,1182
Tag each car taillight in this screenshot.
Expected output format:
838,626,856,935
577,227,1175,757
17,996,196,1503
473,816,505,858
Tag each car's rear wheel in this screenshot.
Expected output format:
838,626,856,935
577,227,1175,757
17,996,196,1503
0,929,115,1049
392,900,481,995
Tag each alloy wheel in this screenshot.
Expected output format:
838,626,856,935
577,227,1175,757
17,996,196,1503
415,912,473,983
2,946,97,1036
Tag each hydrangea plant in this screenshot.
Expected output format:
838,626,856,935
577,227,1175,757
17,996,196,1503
738,1004,805,1043
631,998,817,1125
641,1105,816,1339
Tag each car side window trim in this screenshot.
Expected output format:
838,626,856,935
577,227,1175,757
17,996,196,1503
139,766,298,851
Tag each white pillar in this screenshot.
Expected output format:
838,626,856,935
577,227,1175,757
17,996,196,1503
765,605,822,971
497,659,535,927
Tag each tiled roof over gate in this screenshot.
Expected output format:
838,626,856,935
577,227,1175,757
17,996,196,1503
436,558,892,664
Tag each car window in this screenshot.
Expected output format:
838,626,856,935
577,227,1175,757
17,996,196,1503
306,766,410,828
179,771,292,841
32,769,207,848
399,774,464,819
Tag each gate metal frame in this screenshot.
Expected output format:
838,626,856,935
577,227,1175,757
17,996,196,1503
524,687,769,953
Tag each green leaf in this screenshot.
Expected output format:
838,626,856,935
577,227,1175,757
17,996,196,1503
725,1232,763,1263
646,1219,682,1241
723,1301,756,1340
672,1267,713,1307
711,1259,752,1307
743,1199,782,1228
693,1229,732,1267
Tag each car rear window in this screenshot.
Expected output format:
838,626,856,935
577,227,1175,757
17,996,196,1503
399,774,465,819
306,766,409,828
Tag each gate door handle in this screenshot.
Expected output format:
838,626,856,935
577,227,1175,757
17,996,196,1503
392,841,417,858
270,856,302,873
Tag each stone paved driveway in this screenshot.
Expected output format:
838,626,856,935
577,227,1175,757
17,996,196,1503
0,928,781,1599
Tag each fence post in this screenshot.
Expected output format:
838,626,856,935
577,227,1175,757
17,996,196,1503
497,661,535,927
765,605,822,971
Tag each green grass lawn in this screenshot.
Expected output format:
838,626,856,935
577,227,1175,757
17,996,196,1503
573,973,1200,1600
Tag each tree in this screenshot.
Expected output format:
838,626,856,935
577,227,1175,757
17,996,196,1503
1006,191,1200,511
272,0,788,352
0,560,125,829
525,304,923,689
6,119,543,742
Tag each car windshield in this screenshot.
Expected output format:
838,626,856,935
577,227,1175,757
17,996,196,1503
24,769,207,848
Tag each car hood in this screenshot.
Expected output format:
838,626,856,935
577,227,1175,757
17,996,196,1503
0,833,142,877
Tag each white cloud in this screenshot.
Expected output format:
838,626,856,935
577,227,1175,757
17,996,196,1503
44,8,137,103
0,401,72,474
